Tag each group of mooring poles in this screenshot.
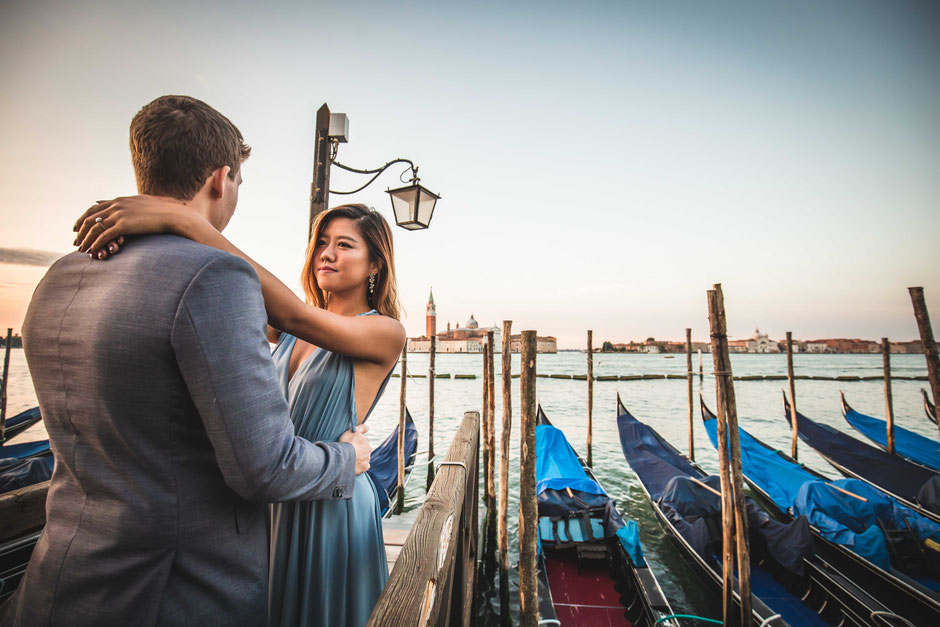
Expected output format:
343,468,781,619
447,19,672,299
779,286,940,465
388,287,940,623
467,325,540,625
688,284,940,626
390,324,542,624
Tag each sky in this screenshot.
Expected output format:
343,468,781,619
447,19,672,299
1,0,938,349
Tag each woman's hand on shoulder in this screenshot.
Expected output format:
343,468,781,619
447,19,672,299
73,195,208,258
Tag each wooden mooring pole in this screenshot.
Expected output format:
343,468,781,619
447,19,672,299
0,328,11,440
395,340,407,515
686,328,694,461
519,330,538,627
707,285,752,626
487,330,496,507
482,335,494,511
587,329,593,467
882,338,895,455
427,334,436,490
698,349,704,382
498,321,512,625
909,287,940,439
786,331,798,460
483,330,497,580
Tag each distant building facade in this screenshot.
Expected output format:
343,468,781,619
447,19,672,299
747,329,780,353
408,291,557,353
601,333,936,354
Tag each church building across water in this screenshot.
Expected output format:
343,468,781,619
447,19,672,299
408,290,557,353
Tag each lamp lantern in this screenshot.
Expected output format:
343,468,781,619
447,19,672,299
386,180,440,230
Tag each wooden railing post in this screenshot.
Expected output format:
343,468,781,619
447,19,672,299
909,287,940,439
498,320,512,624
519,330,538,627
707,285,751,626
883,338,895,455
368,412,480,627
587,329,593,467
395,340,407,515
686,328,694,461
786,331,798,460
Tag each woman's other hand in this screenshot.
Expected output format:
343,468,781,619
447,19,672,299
73,195,194,256
85,235,125,260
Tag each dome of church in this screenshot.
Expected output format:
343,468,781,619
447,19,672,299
466,314,478,329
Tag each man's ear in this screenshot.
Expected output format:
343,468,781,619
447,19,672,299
208,166,232,199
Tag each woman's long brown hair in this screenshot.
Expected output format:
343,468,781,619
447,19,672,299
301,204,401,320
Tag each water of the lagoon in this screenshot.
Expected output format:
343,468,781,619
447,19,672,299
5,348,937,622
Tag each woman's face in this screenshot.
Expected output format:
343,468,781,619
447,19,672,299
313,217,376,295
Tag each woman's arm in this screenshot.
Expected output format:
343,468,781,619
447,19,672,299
75,197,405,365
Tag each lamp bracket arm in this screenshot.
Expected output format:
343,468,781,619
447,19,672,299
329,158,419,196
332,157,414,176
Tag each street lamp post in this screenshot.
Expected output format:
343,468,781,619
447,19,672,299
307,102,440,237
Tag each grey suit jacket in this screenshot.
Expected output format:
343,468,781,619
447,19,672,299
2,235,356,626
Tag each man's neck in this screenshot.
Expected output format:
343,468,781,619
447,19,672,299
150,193,215,229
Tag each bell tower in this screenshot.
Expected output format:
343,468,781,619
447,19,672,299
426,288,436,340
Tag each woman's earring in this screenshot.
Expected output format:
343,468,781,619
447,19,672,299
368,273,376,297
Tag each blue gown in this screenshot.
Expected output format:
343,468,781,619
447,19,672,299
268,318,394,627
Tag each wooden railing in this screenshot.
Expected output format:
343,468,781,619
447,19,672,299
0,479,48,542
368,411,480,626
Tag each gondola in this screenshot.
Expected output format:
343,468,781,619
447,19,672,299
841,392,940,471
783,396,940,524
1,407,41,443
924,390,937,426
0,439,50,462
535,405,674,626
366,407,418,517
617,395,899,626
1,454,53,493
702,398,939,625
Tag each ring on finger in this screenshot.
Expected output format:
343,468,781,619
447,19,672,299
95,216,105,230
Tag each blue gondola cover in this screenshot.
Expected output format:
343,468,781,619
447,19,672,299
0,455,53,492
535,422,645,565
703,411,940,576
843,403,940,471
784,402,940,515
0,439,50,460
619,405,812,576
366,413,418,515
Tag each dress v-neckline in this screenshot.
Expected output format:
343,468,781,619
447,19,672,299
287,336,320,386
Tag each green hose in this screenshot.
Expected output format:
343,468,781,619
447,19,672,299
655,614,723,625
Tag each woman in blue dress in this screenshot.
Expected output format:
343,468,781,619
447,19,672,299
74,200,405,626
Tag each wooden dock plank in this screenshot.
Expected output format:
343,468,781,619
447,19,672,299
382,514,417,571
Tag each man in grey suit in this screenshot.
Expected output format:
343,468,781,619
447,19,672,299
1,95,372,626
